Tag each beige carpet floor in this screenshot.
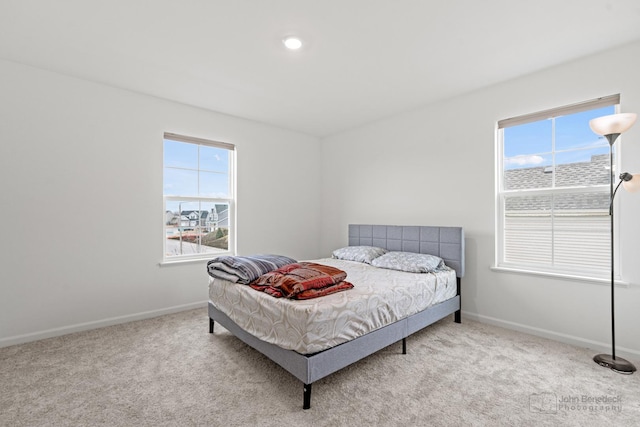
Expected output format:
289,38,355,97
1,308,639,426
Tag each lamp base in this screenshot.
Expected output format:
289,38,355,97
593,354,636,374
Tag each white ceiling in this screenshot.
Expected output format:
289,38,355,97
2,1,640,137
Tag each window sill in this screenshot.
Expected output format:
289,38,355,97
159,257,212,267
490,266,630,287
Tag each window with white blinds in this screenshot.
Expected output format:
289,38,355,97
496,96,619,279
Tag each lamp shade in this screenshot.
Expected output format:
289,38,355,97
622,173,640,193
589,113,637,136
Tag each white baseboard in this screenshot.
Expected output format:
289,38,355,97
0,301,208,349
462,311,640,360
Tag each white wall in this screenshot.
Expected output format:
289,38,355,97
0,59,320,346
320,40,640,358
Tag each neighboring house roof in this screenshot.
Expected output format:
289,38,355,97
505,154,611,211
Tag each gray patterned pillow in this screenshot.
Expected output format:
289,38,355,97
331,246,388,264
371,251,444,273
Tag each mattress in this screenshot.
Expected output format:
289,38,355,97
208,258,457,354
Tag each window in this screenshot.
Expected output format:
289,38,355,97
163,132,235,261
496,95,619,279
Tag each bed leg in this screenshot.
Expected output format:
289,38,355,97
209,318,214,333
303,383,312,409
402,338,407,355
454,277,462,324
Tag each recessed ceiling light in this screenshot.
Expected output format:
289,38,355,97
283,37,302,50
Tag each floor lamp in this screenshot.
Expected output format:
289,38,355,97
589,112,639,374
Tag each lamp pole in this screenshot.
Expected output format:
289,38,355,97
607,134,617,363
592,169,636,373
589,112,638,374
179,202,183,255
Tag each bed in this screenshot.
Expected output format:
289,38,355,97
207,224,465,409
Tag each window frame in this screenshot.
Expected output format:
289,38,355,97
162,132,236,263
494,95,623,282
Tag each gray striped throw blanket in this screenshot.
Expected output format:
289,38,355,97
207,254,297,284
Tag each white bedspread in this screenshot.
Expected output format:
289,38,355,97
208,258,457,354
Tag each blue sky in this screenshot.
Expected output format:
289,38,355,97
504,105,614,170
163,139,230,212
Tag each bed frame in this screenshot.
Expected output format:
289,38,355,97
208,224,465,409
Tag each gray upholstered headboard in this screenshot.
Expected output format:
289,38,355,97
348,224,465,278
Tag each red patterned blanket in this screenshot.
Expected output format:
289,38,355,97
249,262,353,300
